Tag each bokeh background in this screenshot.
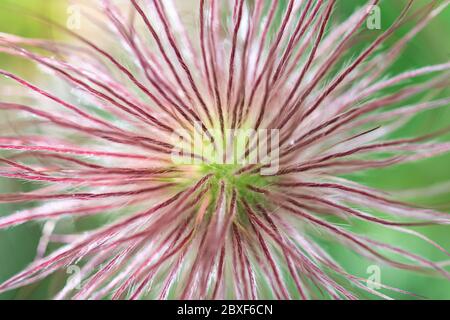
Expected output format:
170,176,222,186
0,0,449,299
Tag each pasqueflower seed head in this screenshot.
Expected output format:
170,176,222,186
0,0,449,299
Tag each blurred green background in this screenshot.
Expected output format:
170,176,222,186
0,0,449,299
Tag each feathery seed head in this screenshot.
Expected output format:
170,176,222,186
0,0,449,300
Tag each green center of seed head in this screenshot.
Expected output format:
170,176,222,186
199,163,275,209
196,163,273,223
170,119,279,205
173,118,278,167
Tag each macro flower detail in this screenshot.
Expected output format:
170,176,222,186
0,0,449,300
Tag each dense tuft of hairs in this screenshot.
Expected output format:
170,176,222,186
0,0,449,299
